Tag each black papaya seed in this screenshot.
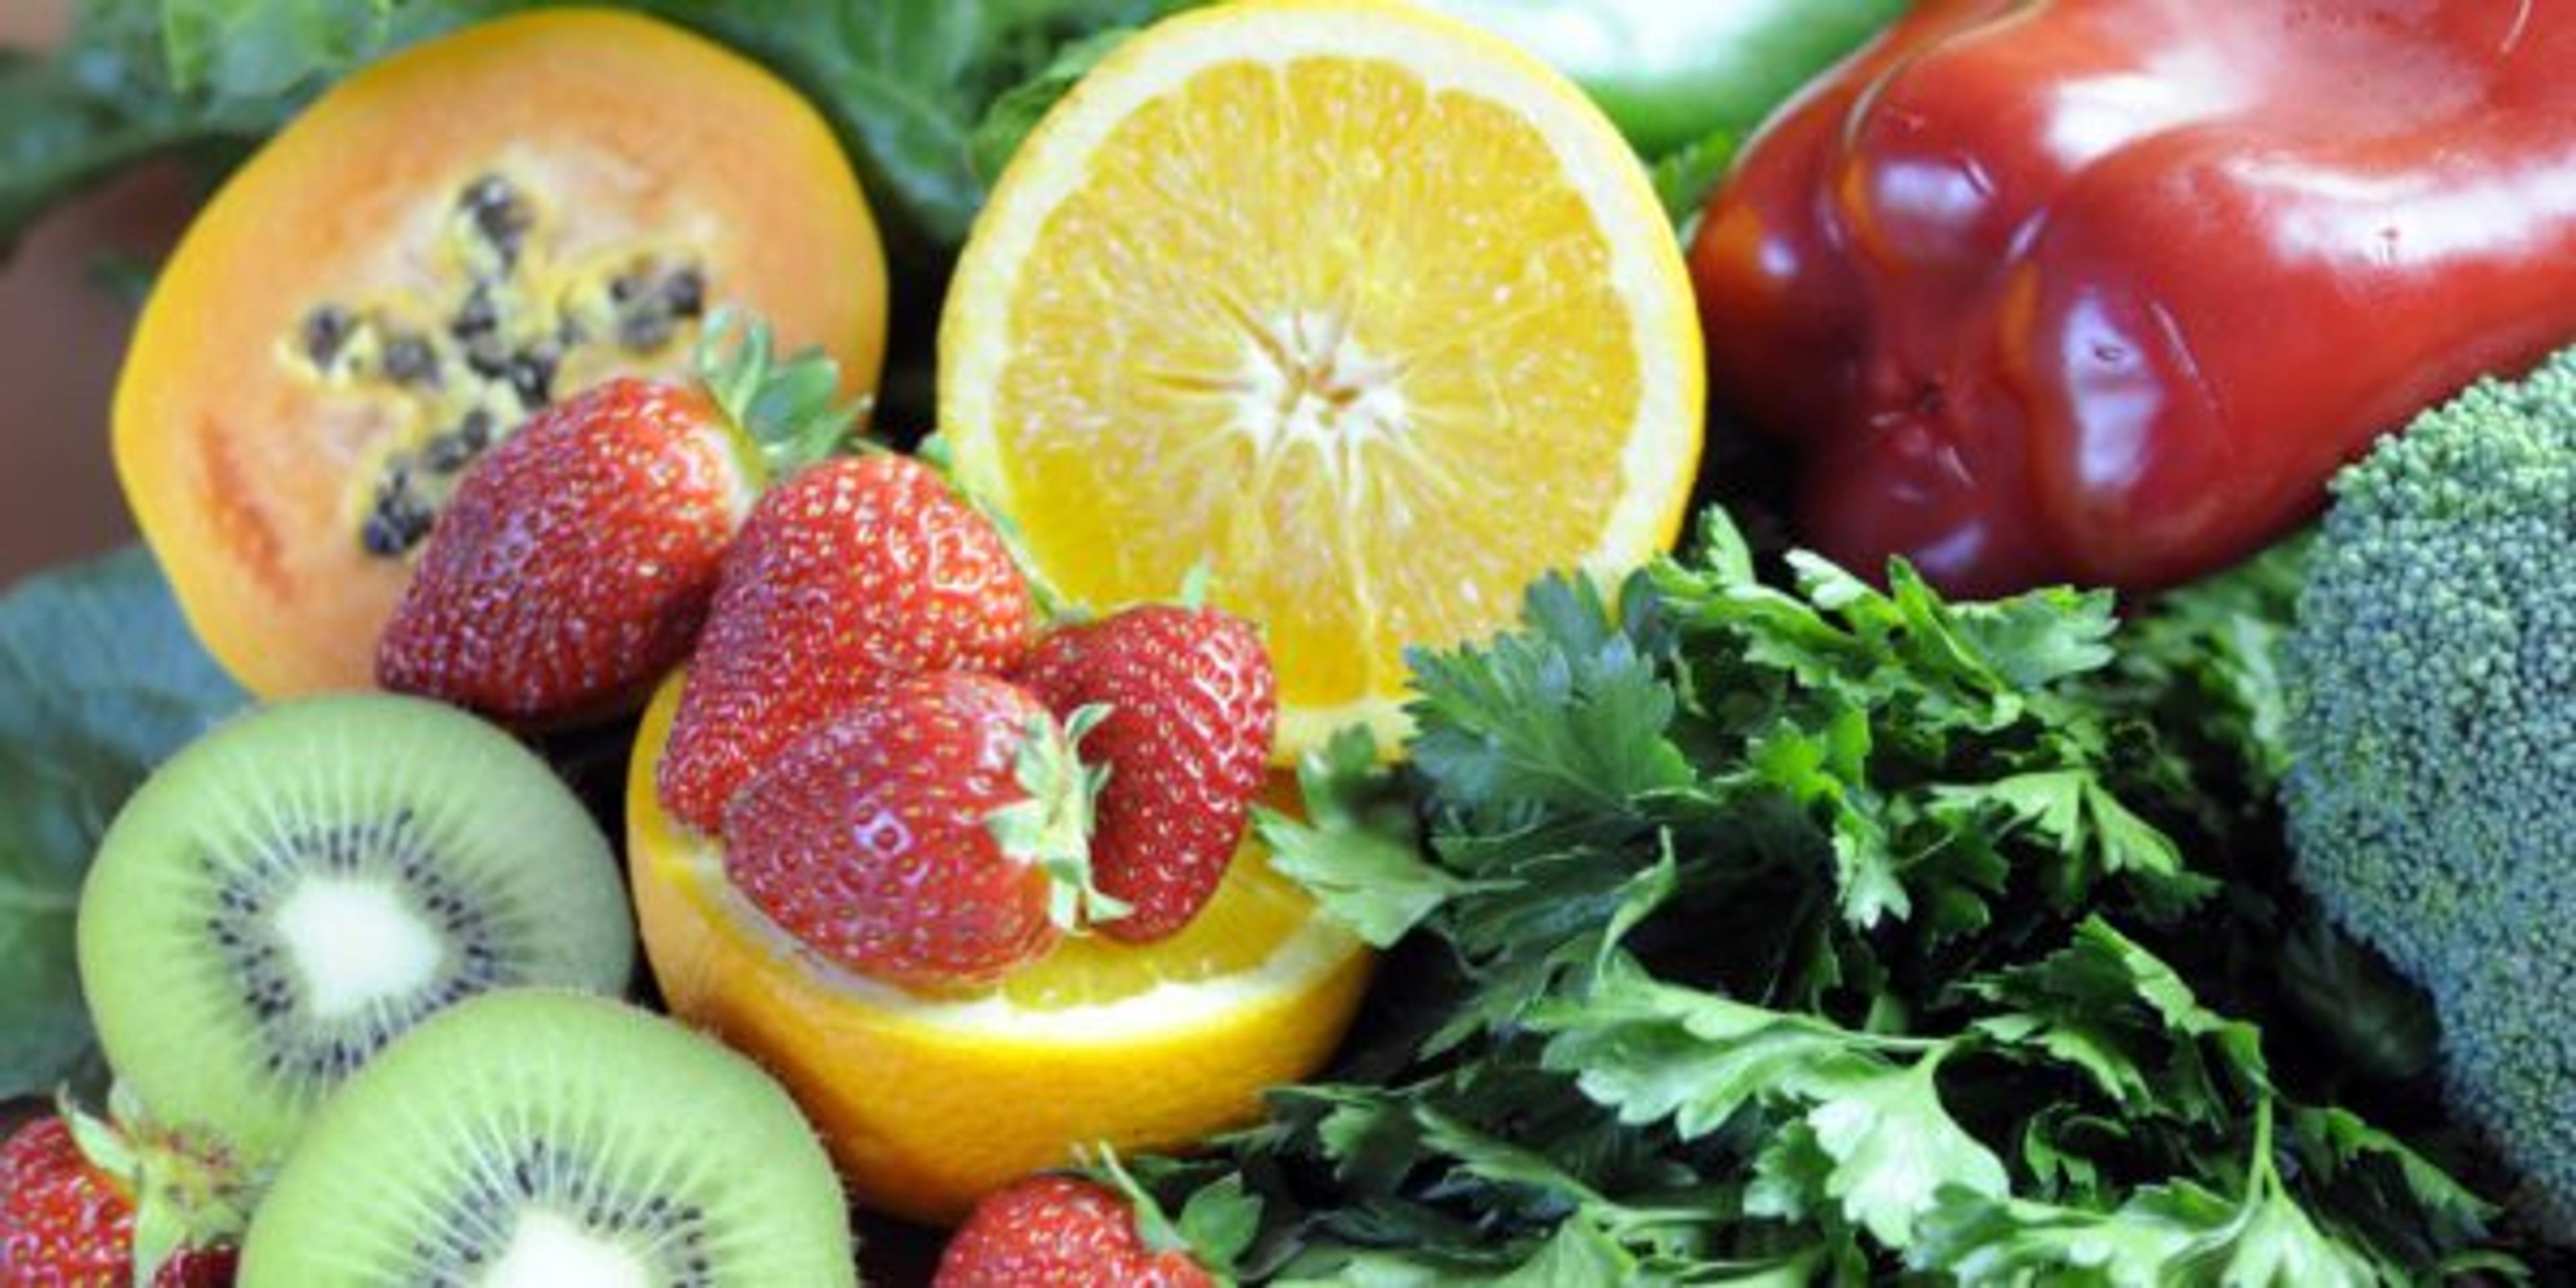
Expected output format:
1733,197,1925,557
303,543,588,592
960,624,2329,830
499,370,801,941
380,331,441,388
302,305,358,368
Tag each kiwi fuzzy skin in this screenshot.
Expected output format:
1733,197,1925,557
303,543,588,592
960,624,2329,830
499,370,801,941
75,694,636,1179
236,989,857,1287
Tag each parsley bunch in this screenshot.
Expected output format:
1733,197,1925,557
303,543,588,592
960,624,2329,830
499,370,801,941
1134,511,2505,1285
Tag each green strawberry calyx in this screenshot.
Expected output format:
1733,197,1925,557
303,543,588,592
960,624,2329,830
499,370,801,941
1084,1144,1248,1284
63,1083,256,1285
694,306,869,486
987,703,1128,930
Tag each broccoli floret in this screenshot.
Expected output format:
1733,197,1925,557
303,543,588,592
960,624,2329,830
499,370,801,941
2285,345,2576,1225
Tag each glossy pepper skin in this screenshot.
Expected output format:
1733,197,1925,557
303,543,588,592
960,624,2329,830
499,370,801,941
1692,0,2576,595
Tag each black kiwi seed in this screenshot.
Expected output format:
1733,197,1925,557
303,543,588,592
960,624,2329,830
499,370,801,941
73,698,635,1188
235,992,857,1287
201,816,485,1079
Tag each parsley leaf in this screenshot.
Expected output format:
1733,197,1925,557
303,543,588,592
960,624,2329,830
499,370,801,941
1145,507,2505,1283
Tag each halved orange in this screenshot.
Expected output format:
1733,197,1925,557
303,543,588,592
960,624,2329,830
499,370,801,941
940,0,1704,758
626,677,1373,1225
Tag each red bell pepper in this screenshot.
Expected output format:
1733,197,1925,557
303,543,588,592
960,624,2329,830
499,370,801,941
1691,0,2576,594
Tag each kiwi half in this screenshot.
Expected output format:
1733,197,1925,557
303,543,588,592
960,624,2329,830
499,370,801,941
238,989,856,1286
76,694,634,1175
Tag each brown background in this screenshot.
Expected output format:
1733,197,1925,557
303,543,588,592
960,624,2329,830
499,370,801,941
1,0,193,585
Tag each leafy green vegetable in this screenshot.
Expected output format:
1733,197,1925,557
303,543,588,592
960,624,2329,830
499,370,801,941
1257,727,1456,949
967,26,1134,187
3,0,1188,263
1146,509,2506,1283
0,547,246,1098
161,0,398,99
665,0,1189,250
1649,128,1734,230
0,3,272,260
2084,537,2306,802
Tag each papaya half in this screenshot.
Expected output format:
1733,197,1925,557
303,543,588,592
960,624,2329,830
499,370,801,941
114,8,887,698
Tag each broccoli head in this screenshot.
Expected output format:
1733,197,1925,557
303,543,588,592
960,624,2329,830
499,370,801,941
2286,345,2576,1225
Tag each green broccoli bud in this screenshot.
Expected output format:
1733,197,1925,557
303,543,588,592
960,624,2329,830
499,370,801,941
2286,344,2576,1228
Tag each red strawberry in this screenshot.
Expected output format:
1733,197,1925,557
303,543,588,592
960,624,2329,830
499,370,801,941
656,454,1034,833
722,672,1104,989
935,1175,1213,1288
0,1115,237,1287
378,314,853,725
1018,605,1276,942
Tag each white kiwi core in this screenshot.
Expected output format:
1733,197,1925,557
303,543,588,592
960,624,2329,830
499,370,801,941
277,876,445,1019
482,1209,651,1288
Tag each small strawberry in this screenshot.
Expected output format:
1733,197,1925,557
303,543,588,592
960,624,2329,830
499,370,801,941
0,1112,239,1287
378,313,855,725
722,672,1109,989
1018,604,1276,941
933,1175,1214,1288
655,454,1034,833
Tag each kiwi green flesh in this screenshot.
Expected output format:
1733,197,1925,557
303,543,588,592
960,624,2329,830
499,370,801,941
76,694,635,1173
237,989,856,1288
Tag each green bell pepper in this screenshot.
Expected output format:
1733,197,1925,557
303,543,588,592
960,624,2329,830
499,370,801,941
1424,0,1906,156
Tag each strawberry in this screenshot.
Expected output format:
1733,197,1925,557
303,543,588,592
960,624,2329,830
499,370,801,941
934,1175,1214,1288
1018,604,1276,942
0,1114,238,1287
722,672,1106,989
378,313,853,725
655,454,1034,833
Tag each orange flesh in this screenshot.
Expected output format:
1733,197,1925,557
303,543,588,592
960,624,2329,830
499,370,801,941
987,57,1644,712
114,9,886,698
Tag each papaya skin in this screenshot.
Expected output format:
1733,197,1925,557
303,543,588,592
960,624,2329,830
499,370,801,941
115,8,887,699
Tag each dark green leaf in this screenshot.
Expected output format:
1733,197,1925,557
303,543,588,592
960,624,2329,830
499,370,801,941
1489,1217,1633,1287
0,547,246,1096
1260,726,1456,947
0,6,270,260
162,0,395,97
2284,1105,2497,1267
2276,910,2438,1084
1408,573,1692,817
1531,957,1891,1141
1648,127,1733,229
1933,770,2212,916
1174,1173,1263,1273
967,26,1132,184
1144,508,2500,1276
